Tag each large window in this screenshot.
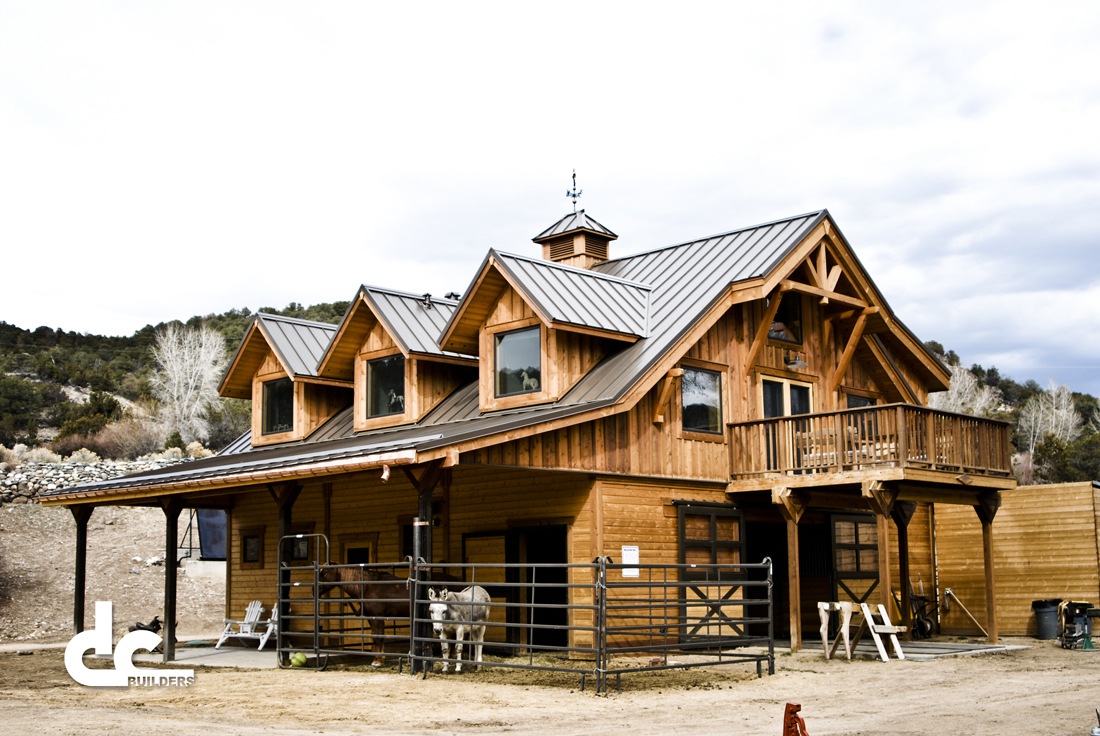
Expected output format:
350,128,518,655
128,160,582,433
682,366,723,434
366,355,406,417
762,377,812,418
261,378,293,435
495,327,541,397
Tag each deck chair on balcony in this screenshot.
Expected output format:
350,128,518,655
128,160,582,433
215,600,278,650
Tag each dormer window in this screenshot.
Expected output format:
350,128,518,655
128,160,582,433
495,326,541,397
366,355,406,417
261,378,293,435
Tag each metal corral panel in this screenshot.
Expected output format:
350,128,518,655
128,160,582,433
493,252,650,338
258,314,337,378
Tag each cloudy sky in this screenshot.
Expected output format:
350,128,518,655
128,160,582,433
2,2,1098,395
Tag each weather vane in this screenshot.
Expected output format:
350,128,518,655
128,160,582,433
566,169,582,213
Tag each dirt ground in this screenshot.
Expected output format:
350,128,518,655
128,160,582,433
3,504,1100,734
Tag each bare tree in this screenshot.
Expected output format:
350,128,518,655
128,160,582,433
928,360,1002,417
150,324,228,444
1015,378,1083,483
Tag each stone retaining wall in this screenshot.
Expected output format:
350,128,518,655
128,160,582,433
0,460,189,503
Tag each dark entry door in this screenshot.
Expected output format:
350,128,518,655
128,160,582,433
508,525,568,649
831,513,879,607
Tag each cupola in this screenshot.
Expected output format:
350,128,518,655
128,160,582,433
532,209,617,270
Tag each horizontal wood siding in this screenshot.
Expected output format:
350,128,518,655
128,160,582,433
227,466,596,638
935,483,1100,636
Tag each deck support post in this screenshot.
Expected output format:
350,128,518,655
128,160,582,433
891,502,917,637
773,486,805,652
70,505,94,634
976,492,1001,644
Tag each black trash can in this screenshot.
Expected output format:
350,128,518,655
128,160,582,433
1031,599,1061,639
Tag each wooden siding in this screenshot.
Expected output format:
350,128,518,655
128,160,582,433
466,386,730,484
226,466,596,636
935,483,1100,636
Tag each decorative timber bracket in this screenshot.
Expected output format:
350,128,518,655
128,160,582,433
772,486,807,524
862,480,899,517
975,490,1001,525
652,367,684,424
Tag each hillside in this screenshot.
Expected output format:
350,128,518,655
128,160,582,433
0,502,225,643
0,300,348,452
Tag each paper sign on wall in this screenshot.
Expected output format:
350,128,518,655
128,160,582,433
621,545,639,578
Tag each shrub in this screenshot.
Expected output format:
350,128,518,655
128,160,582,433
164,430,186,452
0,444,18,468
185,441,213,459
93,417,166,460
65,448,101,464
22,446,61,463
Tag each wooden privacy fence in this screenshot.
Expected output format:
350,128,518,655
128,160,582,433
275,543,773,693
728,403,1013,479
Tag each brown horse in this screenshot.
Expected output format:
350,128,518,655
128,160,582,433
317,565,460,667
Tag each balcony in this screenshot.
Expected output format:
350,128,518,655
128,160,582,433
728,404,1014,487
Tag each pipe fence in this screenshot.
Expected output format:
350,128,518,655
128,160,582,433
276,535,772,693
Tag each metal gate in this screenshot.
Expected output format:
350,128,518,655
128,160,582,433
276,534,773,693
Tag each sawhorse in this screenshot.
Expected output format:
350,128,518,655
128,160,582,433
817,601,853,660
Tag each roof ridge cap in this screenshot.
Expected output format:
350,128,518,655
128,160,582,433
597,210,828,267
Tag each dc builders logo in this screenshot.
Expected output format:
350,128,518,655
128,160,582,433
65,601,195,687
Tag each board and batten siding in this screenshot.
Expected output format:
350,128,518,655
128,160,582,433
934,482,1100,636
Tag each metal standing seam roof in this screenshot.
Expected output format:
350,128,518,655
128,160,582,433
561,210,827,404
40,210,828,503
533,209,617,240
258,313,338,378
491,251,651,338
359,287,469,359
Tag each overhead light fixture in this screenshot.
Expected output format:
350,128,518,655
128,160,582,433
784,350,808,370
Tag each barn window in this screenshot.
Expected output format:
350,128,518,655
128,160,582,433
682,366,723,434
366,355,406,417
241,526,265,569
495,326,541,397
261,378,293,435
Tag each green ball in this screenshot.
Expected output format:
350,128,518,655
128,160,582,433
290,652,307,667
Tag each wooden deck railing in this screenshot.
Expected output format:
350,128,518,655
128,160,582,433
728,404,1014,480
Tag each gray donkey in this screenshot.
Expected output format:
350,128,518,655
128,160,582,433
427,585,490,673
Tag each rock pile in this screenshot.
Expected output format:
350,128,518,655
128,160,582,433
0,459,189,504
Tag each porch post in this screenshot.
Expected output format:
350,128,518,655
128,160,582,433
70,505,93,634
891,502,917,638
270,481,303,660
773,486,805,652
402,460,446,673
876,514,893,616
161,498,182,663
976,492,1000,644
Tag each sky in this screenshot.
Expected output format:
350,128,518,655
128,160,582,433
2,2,1099,396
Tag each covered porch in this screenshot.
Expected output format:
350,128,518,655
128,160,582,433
727,404,1016,651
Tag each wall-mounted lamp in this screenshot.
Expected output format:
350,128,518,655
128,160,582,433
784,350,808,370
380,464,390,483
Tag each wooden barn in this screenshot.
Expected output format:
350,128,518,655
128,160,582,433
934,481,1100,637
40,207,1016,660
